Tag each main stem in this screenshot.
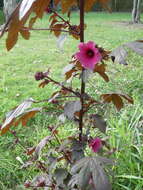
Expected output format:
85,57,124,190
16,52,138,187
79,0,85,141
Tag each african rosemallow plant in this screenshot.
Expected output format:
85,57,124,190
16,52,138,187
0,0,134,189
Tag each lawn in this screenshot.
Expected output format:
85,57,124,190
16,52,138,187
0,12,143,189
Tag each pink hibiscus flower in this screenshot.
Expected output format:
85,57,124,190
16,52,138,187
89,138,102,153
75,41,102,70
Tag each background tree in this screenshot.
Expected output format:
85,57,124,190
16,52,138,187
132,0,142,23
3,0,17,22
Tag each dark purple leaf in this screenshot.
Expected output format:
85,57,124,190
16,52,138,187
111,40,143,65
110,46,128,65
71,156,113,190
90,114,107,133
71,140,85,162
126,40,143,56
64,101,81,119
34,136,53,160
81,69,93,83
54,168,68,185
1,98,35,135
31,174,51,188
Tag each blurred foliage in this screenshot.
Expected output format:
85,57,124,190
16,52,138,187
0,0,3,8
0,0,139,12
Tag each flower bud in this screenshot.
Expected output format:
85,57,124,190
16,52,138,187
34,72,45,81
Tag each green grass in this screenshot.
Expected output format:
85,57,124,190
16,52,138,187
0,12,143,189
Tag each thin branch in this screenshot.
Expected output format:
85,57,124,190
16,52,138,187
28,185,53,188
56,95,77,99
9,130,27,151
52,132,73,164
0,27,79,35
45,76,80,97
25,27,79,35
52,10,71,27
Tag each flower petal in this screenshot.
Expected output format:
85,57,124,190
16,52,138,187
75,41,102,70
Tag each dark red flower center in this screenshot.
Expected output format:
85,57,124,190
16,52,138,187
86,49,95,58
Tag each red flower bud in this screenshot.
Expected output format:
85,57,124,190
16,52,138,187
34,72,45,81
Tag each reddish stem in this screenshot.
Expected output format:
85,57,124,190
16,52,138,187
0,27,79,36
45,76,80,97
52,10,71,27
79,0,85,141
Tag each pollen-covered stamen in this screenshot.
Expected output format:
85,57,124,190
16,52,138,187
86,49,95,58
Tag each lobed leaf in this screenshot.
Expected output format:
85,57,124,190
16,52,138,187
90,158,112,190
111,40,143,65
20,27,30,39
34,136,53,160
54,0,61,6
71,156,113,190
14,108,41,127
61,0,77,14
29,15,38,29
94,63,109,82
31,174,51,188
58,138,72,152
90,114,107,133
39,80,50,88
0,98,37,135
63,63,77,81
53,24,65,37
32,0,51,18
98,0,111,12
64,101,81,119
54,168,68,185
69,25,81,40
26,147,36,155
78,162,91,190
1,0,50,50
84,0,97,12
54,0,110,13
110,46,128,65
126,40,143,56
71,139,85,162
85,0,111,12
101,93,133,111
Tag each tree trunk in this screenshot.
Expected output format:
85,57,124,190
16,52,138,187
3,0,17,22
132,0,141,23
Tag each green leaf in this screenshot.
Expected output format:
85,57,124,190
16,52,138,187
116,175,143,180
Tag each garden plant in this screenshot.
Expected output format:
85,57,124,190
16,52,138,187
0,0,138,189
